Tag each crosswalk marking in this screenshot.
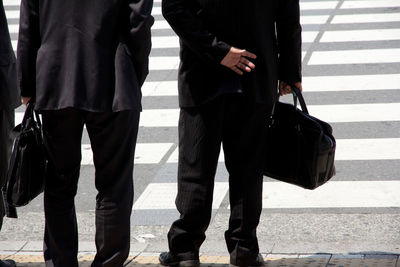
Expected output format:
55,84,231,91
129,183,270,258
142,81,178,97
148,33,320,50
152,7,161,16
152,1,338,13
167,147,225,164
332,13,400,24
3,0,19,5
320,29,400,42
5,0,400,220
151,36,179,49
262,181,400,209
139,109,178,127
126,74,400,96
7,24,18,33
5,10,18,19
131,181,400,210
309,48,400,65
300,15,330,25
14,102,400,127
132,182,229,210
8,32,320,52
341,0,400,9
166,138,400,164
141,103,400,125
81,143,174,165
149,56,180,70
152,20,171,30
302,74,400,92
308,103,400,123
302,32,320,43
300,1,339,10
336,139,400,161
8,135,400,167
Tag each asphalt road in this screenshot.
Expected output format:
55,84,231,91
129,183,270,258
2,0,400,255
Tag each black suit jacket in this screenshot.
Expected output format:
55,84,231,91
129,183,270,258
0,0,19,110
18,0,154,112
162,0,302,108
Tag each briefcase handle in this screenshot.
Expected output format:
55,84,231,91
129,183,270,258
21,101,42,129
271,85,309,119
291,85,309,114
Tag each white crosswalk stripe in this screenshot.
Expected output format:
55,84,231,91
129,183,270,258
15,102,400,127
165,138,400,163
5,0,400,222
261,181,400,209
133,181,400,210
302,74,400,92
309,48,400,65
332,13,400,24
320,29,400,42
132,182,229,210
81,143,174,165
341,0,400,9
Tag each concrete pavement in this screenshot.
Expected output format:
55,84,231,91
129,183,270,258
1,241,399,267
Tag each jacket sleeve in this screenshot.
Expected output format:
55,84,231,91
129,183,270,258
276,0,302,84
128,0,154,86
17,0,40,98
162,0,231,65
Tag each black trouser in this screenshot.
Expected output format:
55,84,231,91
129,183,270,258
0,109,14,228
167,94,269,265
41,108,139,267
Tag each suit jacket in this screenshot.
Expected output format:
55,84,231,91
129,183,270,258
162,0,302,108
18,0,154,112
0,0,19,110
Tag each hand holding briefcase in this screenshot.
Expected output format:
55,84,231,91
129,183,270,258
2,102,47,216
263,86,336,190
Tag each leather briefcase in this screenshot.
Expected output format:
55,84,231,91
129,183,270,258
263,86,336,190
2,102,47,212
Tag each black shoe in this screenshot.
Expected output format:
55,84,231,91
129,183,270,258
0,259,16,267
159,252,200,267
230,254,264,267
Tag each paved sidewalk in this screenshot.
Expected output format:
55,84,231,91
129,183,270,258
1,240,399,267
0,253,399,266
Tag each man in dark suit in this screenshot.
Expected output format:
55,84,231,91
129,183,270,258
0,0,20,266
17,0,153,266
159,0,302,266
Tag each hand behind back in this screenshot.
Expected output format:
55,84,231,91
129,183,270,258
220,47,257,75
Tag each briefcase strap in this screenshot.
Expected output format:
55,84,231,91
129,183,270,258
291,85,309,114
2,189,17,218
272,85,309,117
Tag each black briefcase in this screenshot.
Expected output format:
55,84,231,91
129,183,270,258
263,86,336,190
2,102,47,211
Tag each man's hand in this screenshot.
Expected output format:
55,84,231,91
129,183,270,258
279,81,302,96
21,97,32,105
221,47,257,75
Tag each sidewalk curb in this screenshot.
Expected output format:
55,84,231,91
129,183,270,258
1,252,399,266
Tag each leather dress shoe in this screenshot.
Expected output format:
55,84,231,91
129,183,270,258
0,259,16,267
230,253,264,267
159,252,200,267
